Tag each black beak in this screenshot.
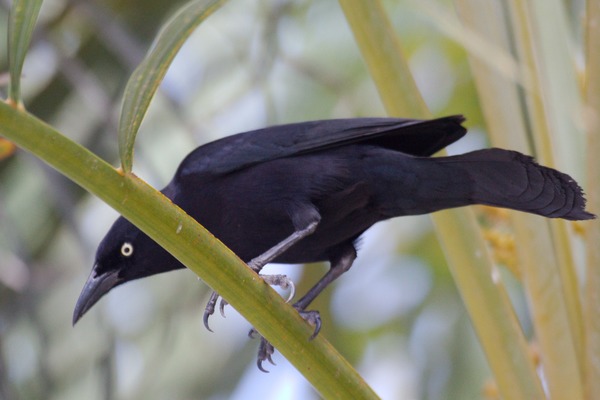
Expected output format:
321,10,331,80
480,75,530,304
73,266,120,325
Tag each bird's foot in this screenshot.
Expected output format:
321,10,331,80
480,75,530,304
249,329,276,372
203,274,296,331
300,310,322,340
262,274,296,301
249,309,322,372
203,291,223,332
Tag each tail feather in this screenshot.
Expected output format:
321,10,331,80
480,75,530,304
437,148,594,221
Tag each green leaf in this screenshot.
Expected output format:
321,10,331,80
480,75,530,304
338,0,427,117
118,0,226,173
455,1,585,398
584,0,600,397
339,0,545,398
527,0,585,178
7,0,43,106
500,1,585,397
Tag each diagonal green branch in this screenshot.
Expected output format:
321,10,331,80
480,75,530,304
0,102,379,400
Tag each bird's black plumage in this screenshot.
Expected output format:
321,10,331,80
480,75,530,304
73,115,594,368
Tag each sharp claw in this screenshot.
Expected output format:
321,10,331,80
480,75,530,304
285,279,295,303
256,337,276,372
262,274,296,303
203,292,220,332
257,359,270,373
250,309,322,372
219,298,228,317
252,332,277,372
298,310,322,340
309,316,322,340
202,312,213,333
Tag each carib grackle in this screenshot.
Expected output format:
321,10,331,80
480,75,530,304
73,115,594,371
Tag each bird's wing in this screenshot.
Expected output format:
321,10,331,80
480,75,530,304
176,115,466,179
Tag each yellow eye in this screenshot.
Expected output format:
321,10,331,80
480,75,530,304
121,242,134,257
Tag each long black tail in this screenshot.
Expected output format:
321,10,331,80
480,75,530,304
402,148,594,220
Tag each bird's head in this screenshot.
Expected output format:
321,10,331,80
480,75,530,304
73,216,184,325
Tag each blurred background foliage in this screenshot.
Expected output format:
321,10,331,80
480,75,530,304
0,0,591,399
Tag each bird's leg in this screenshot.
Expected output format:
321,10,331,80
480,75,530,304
254,244,357,372
247,219,320,272
293,245,357,313
203,216,320,331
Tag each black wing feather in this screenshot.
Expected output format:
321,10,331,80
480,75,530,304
176,115,466,179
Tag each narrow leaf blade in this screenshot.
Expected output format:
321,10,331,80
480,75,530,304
118,0,226,172
584,0,600,397
7,0,43,106
339,0,545,398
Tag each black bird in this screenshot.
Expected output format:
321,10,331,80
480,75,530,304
73,115,594,370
